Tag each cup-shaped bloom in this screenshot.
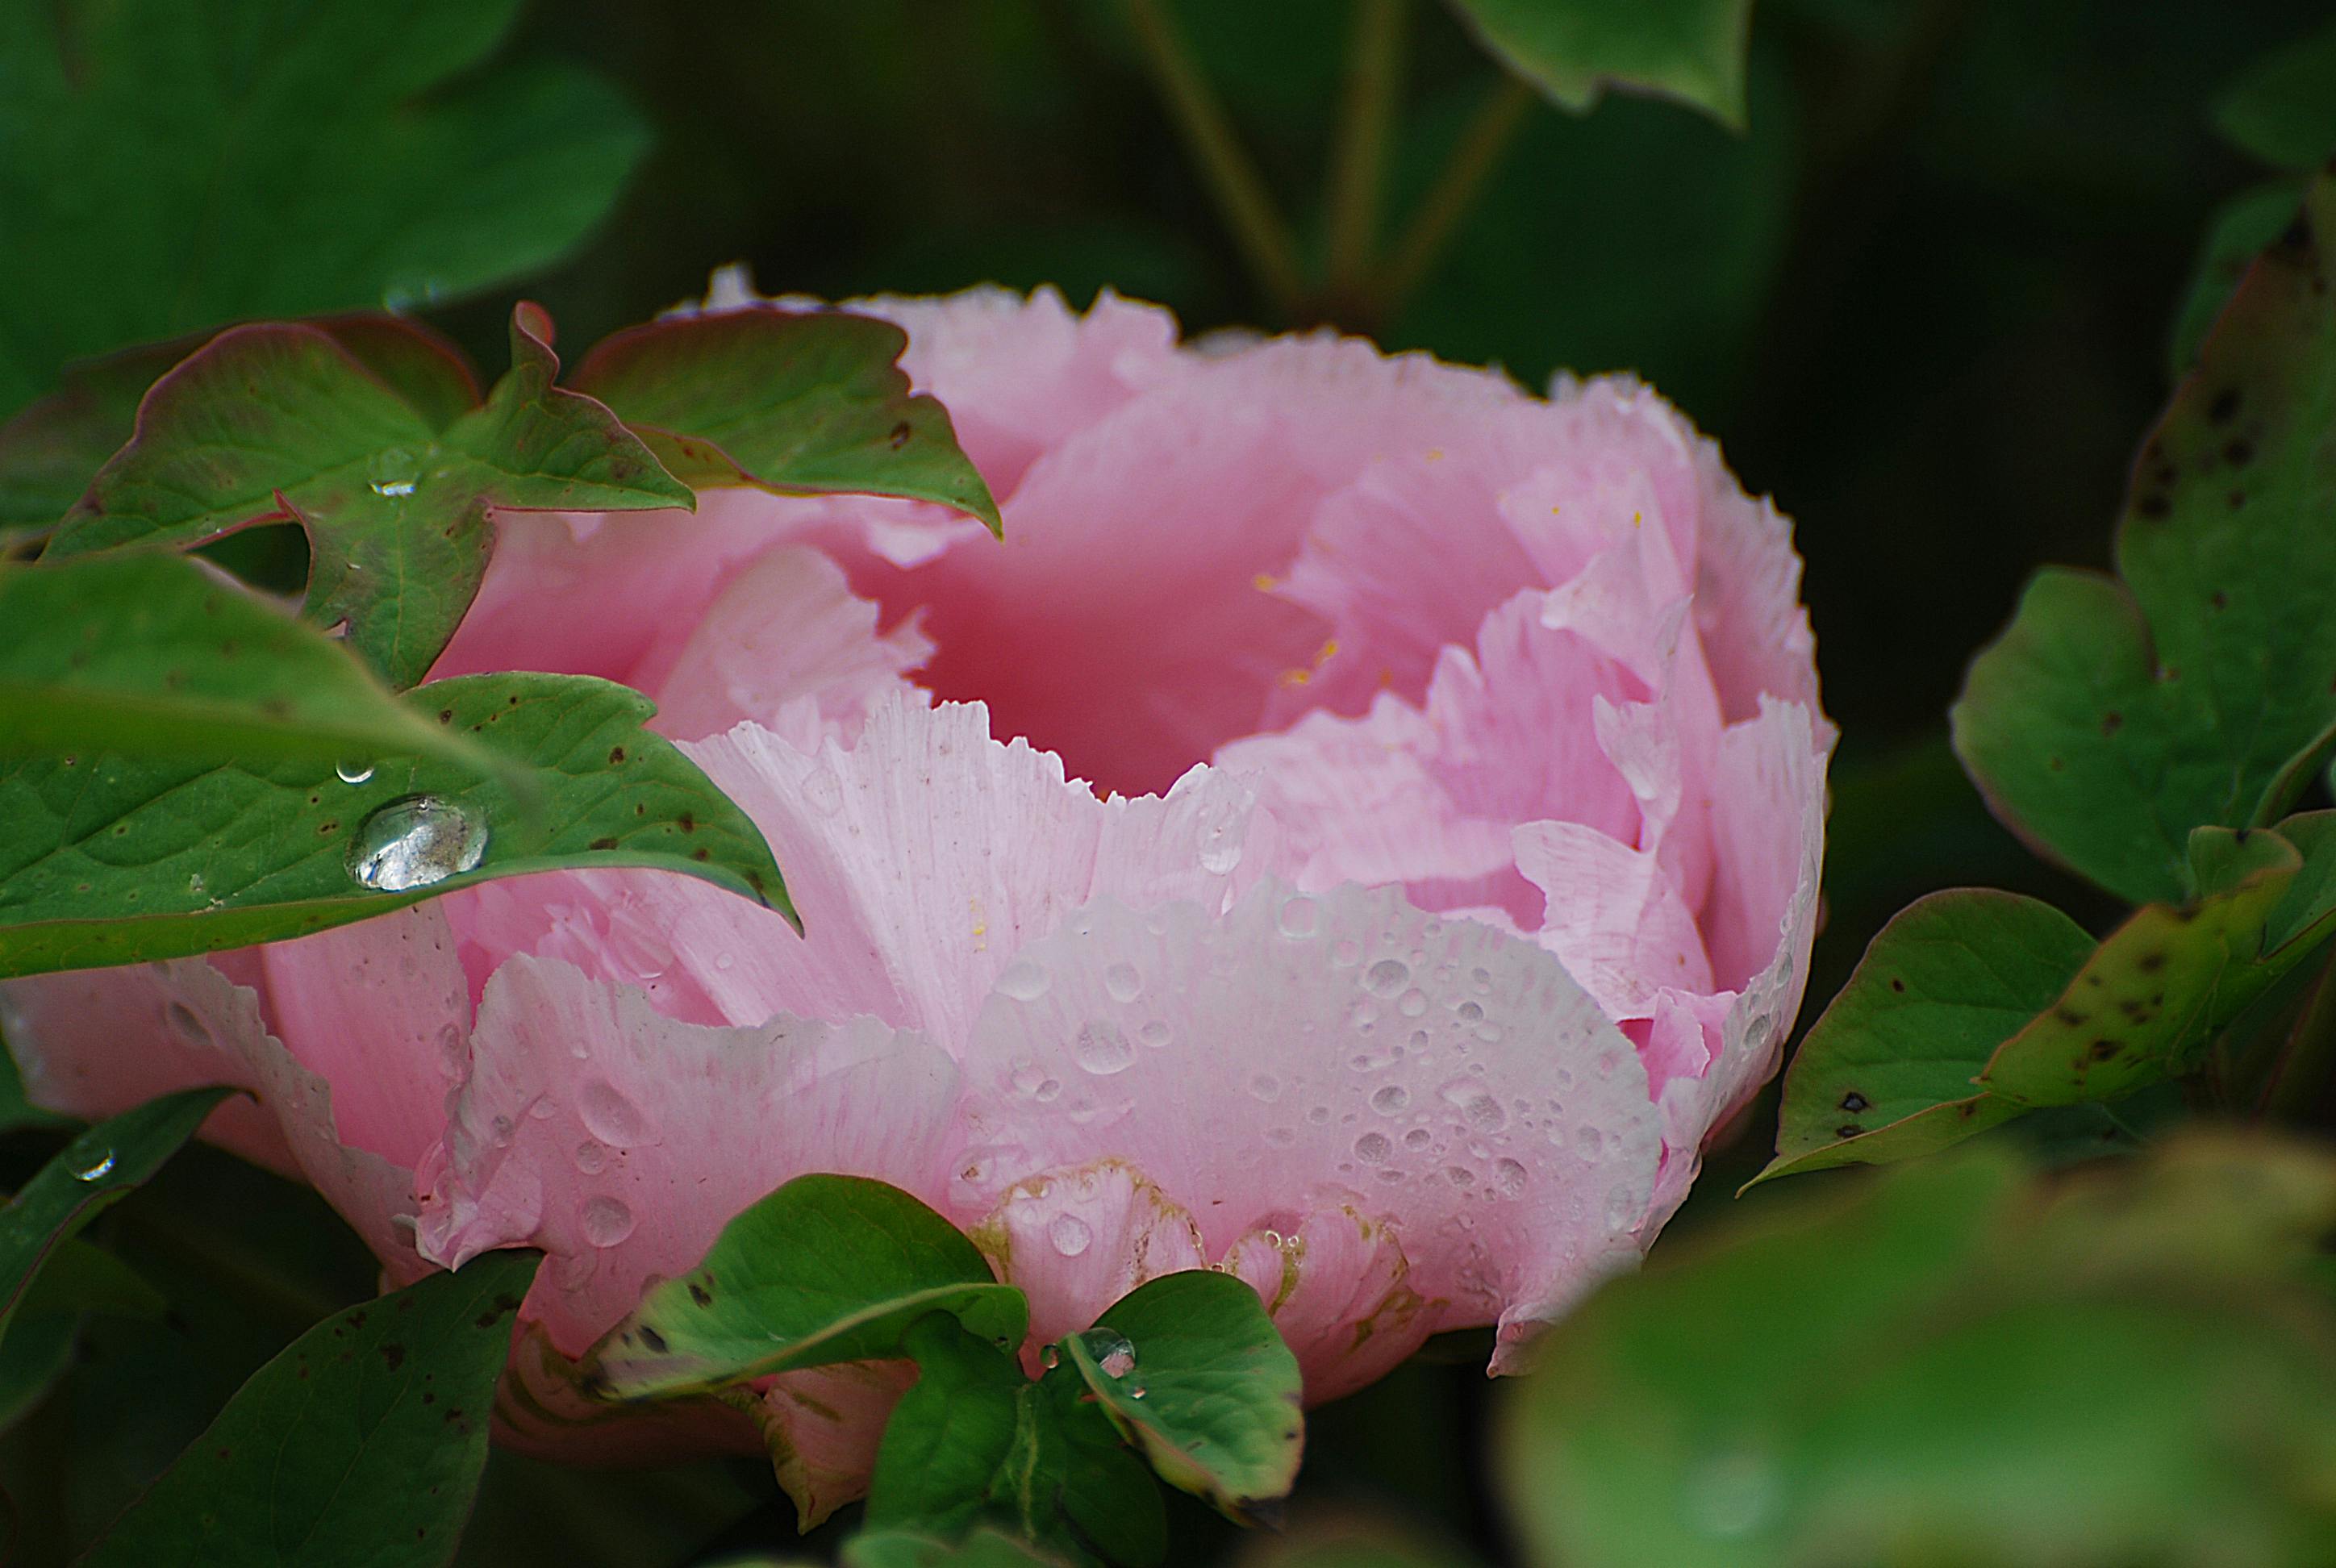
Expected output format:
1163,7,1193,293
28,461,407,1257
2,286,1829,1505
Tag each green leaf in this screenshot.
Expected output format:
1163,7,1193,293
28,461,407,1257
1441,0,1754,128
569,308,1003,534
2210,15,2336,169
1503,1142,2336,1568
0,670,790,978
1954,172,2336,905
44,307,690,688
2265,810,2336,954
0,315,484,544
845,1529,1081,1568
75,1249,541,1567
1977,827,2305,1105
1060,1270,1304,1521
866,1316,1164,1568
0,554,502,776
2168,181,2311,380
0,1087,230,1346
1751,890,2096,1186
584,1174,1026,1400
0,0,645,416
0,1239,166,1429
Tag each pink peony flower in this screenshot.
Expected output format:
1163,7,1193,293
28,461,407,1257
2,286,1829,1509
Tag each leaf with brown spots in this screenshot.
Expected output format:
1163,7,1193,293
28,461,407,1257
1750,890,2094,1186
1953,172,2336,906
44,305,691,688
569,306,1001,534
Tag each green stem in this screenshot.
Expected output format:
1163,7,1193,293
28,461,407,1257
1324,0,1408,308
1120,0,1306,316
1379,74,1535,317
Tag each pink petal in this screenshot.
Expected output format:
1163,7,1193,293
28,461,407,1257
1218,1204,1443,1403
610,696,1275,1048
650,544,932,747
968,1160,1207,1357
1,960,419,1274
1513,820,1713,1021
257,904,469,1170
416,955,960,1357
949,881,1663,1357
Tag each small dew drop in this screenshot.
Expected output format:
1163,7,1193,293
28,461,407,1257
1370,1084,1410,1116
996,960,1051,1001
1249,1073,1282,1103
1137,1020,1173,1049
1441,1078,1508,1132
800,765,846,817
1398,987,1429,1018
1128,1383,1147,1399
366,448,420,498
1041,1345,1062,1369
73,1149,116,1182
578,1080,649,1147
1277,897,1319,939
1579,1125,1605,1158
1103,961,1143,1003
579,1195,637,1247
1197,818,1244,874
1049,1214,1093,1257
574,1139,609,1175
1362,958,1411,998
1332,938,1362,968
1073,1020,1136,1075
1404,1127,1434,1151
1455,1000,1484,1023
1491,1158,1529,1197
1096,1339,1137,1379
1353,1131,1393,1164
335,759,375,786
346,795,487,893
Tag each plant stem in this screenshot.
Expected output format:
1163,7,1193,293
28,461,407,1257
1120,0,1306,317
1324,0,1408,308
1379,73,1536,317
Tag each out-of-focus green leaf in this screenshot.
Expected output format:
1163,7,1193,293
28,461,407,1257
0,671,790,978
1442,0,1754,128
0,0,646,417
0,1087,229,1345
585,1174,1026,1400
1752,890,2094,1185
2211,17,2336,170
0,1239,164,1429
44,307,690,688
569,308,1003,533
1954,173,2336,905
76,1249,541,1567
845,1527,1081,1568
0,555,500,774
1506,1141,2336,1568
1060,1270,1303,1522
2169,181,2309,379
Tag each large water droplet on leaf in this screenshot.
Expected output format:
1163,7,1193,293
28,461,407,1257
347,795,487,892
73,1149,116,1182
335,759,375,785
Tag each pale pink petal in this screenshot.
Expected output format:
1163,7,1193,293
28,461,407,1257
1220,1205,1445,1403
969,1160,1206,1356
416,955,960,1358
650,544,933,747
949,881,1663,1357
1512,821,1713,1020
1219,591,1645,925
604,697,1274,1047
741,1361,918,1528
257,903,469,1170
1,961,419,1274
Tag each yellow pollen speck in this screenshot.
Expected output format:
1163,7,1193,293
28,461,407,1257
1425,448,1445,462
1632,511,1643,528
1278,667,1312,687
1254,572,1279,591
1316,639,1339,663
